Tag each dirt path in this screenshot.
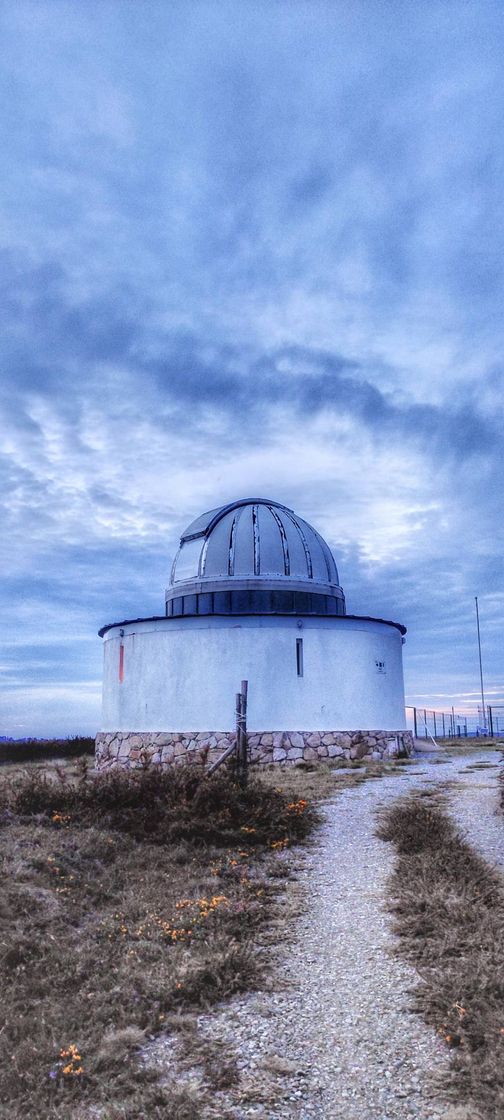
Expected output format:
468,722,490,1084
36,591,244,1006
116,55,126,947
186,748,502,1118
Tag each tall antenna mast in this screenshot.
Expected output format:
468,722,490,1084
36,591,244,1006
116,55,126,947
474,596,486,727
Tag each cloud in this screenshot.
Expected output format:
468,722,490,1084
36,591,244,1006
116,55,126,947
0,1,503,734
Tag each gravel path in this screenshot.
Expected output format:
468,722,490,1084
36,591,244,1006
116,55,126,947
420,749,503,872
162,748,503,1119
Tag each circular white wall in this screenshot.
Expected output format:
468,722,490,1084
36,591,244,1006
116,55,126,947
100,614,407,732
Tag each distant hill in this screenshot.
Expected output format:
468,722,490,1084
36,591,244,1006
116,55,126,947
0,737,95,763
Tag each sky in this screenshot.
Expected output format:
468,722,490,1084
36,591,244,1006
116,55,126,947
1,0,503,738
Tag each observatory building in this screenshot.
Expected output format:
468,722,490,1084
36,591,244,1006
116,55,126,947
96,498,412,770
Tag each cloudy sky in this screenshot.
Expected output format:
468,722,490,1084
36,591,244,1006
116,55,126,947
1,0,503,738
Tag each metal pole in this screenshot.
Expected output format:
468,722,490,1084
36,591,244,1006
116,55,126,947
413,706,418,738
475,596,486,728
421,709,439,749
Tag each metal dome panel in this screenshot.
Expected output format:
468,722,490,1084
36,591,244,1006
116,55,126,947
295,515,337,583
201,509,235,577
280,512,308,577
233,504,255,576
171,537,202,583
256,503,286,576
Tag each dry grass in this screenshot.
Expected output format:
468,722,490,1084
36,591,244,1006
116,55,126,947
377,792,504,1119
0,761,318,1120
426,738,501,756
0,749,426,1117
260,756,415,803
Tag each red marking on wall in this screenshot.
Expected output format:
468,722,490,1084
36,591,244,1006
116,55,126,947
119,643,124,683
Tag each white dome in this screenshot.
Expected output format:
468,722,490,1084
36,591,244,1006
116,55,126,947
166,498,345,617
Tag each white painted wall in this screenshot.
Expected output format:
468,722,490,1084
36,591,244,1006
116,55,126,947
101,615,407,732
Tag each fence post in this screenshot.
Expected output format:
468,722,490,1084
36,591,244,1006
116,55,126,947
433,712,437,738
236,680,248,788
489,707,494,737
413,706,418,738
442,713,446,737
208,681,248,780
423,709,427,738
241,679,248,784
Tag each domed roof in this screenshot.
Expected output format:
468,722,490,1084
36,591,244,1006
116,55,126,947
166,498,345,618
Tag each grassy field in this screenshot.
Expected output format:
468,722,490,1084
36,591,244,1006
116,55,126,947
415,736,502,755
0,757,322,1115
0,747,415,1120
378,790,504,1120
0,756,326,1120
3,743,498,1118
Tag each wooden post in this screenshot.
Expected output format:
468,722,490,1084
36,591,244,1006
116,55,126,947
235,691,242,782
208,737,240,775
236,680,248,788
208,680,249,782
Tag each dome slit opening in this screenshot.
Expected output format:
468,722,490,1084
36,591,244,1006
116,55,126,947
228,514,238,576
252,504,260,576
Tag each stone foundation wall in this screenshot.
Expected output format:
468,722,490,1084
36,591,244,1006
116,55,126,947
95,729,413,771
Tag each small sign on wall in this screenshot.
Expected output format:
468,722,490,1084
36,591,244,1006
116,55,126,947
375,659,386,674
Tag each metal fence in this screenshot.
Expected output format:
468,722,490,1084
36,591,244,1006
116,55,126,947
405,705,504,739
488,706,504,737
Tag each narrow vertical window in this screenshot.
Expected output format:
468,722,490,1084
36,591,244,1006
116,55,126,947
119,643,124,683
296,637,304,677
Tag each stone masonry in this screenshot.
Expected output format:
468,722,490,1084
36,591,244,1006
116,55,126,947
95,729,413,770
